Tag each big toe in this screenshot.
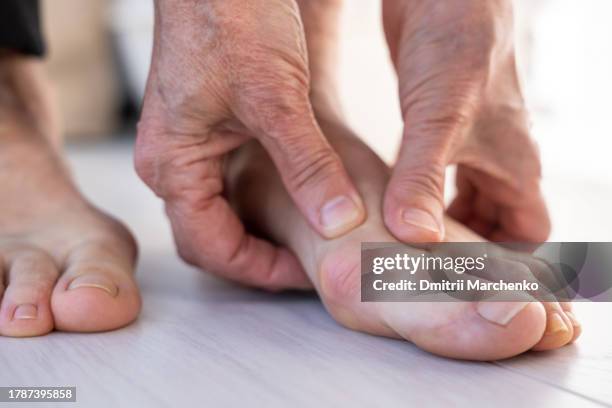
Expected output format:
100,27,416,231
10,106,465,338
0,249,58,337
381,300,547,361
52,243,141,332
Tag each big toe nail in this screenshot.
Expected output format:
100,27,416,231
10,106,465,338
68,275,118,297
477,301,530,326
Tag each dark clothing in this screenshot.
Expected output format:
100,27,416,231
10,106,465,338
0,0,45,56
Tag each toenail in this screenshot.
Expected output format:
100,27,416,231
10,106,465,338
401,208,441,235
68,275,118,297
565,311,580,327
547,313,569,334
320,195,363,236
476,301,529,326
13,304,38,320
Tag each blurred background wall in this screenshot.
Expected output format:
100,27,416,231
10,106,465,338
42,0,612,239
42,0,121,138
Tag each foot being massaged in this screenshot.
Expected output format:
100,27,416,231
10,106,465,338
0,0,579,360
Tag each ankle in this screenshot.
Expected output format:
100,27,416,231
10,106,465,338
0,53,59,144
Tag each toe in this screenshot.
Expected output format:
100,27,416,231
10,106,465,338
317,239,397,337
52,242,141,332
531,301,575,351
560,302,581,343
0,249,58,337
381,300,547,361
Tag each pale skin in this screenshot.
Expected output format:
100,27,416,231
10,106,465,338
381,0,550,244
0,0,568,358
226,113,581,360
136,0,550,289
0,55,581,359
0,56,140,336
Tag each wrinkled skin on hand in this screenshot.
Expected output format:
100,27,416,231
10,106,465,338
382,0,550,244
135,0,364,289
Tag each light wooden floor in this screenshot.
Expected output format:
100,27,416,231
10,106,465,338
0,140,610,408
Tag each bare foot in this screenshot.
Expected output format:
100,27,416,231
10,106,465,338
226,115,580,360
0,56,140,337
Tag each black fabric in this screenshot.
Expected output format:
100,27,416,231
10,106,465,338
0,0,45,56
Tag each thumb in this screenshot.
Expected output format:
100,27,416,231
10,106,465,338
246,101,366,239
384,130,448,243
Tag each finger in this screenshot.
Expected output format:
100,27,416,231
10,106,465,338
137,136,311,291
166,193,311,291
383,132,447,243
489,196,551,243
382,1,489,244
0,249,57,337
461,168,551,243
447,166,476,223
465,191,499,239
245,101,366,239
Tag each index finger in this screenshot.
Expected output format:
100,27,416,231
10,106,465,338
166,193,311,291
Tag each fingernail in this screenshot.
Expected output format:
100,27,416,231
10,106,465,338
402,208,441,235
565,311,580,327
68,275,118,297
477,301,530,326
547,312,569,334
13,304,38,320
320,195,363,237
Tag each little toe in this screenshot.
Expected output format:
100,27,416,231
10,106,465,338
560,302,581,343
0,249,58,337
52,243,141,332
531,301,575,351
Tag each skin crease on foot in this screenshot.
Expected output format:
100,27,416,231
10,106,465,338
226,115,581,361
0,56,141,337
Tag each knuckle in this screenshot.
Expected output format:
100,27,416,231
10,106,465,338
175,243,197,267
529,207,552,242
534,224,551,243
241,87,310,138
285,147,343,194
20,281,51,300
406,90,479,132
232,48,310,137
393,164,445,202
169,173,224,214
134,122,160,187
13,251,56,279
139,143,223,207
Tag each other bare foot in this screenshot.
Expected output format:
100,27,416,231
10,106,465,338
0,56,140,337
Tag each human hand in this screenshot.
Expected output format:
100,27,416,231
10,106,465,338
135,0,365,289
382,0,550,243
